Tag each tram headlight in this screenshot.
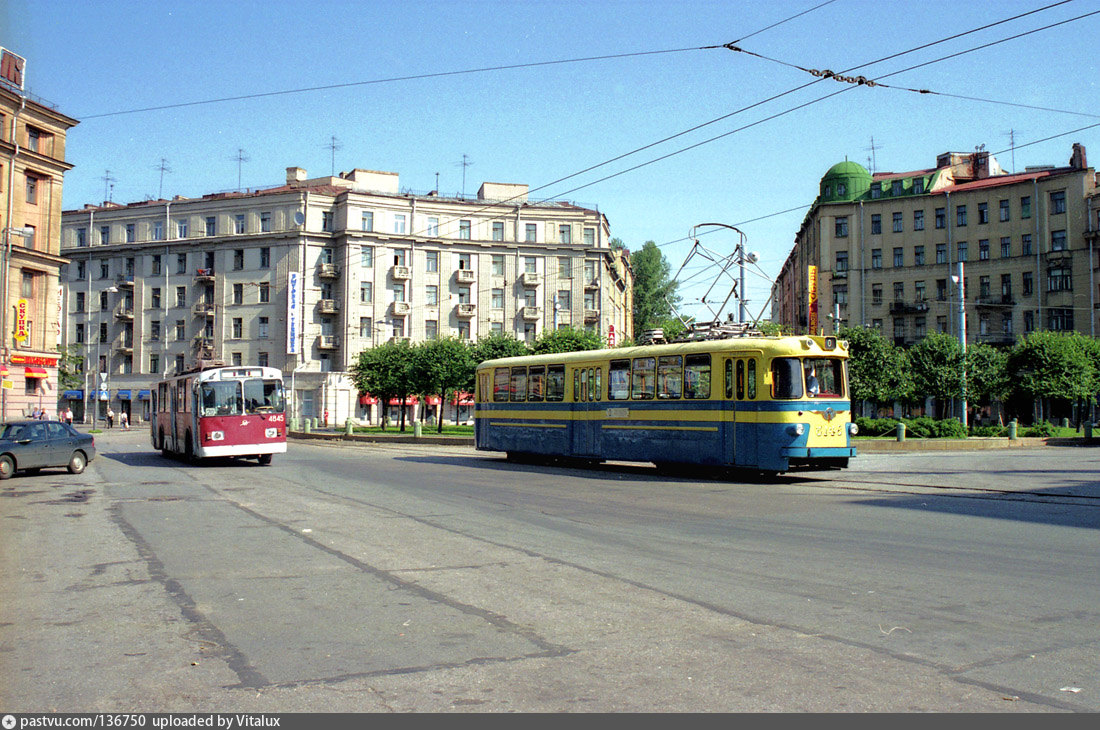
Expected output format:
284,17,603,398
787,424,805,437
848,422,859,436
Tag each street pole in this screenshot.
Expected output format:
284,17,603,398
1,226,36,421
954,262,968,429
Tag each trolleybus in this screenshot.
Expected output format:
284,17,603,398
151,364,287,464
474,334,856,474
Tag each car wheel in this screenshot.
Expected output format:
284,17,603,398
257,453,272,465
0,454,15,480
67,451,87,475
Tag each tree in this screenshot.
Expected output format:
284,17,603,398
56,344,85,391
351,340,417,431
838,325,911,413
531,326,604,355
965,342,1010,424
630,240,681,334
470,333,529,364
1008,330,1098,423
413,337,474,432
907,332,964,415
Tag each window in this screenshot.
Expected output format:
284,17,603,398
893,282,904,302
176,286,186,308
935,207,945,229
125,223,135,242
360,246,373,268
913,210,924,231
1048,266,1072,292
425,251,438,272
657,356,682,399
1021,196,1031,219
491,288,504,309
175,320,186,341
76,291,86,312
260,212,271,232
362,212,374,231
871,249,882,269
524,256,537,274
1000,237,1011,258
360,282,372,303
1048,308,1073,331
956,205,967,227
322,211,334,232
235,214,246,234
770,358,804,399
233,283,243,304
392,285,405,303
870,214,881,235
870,182,882,199
936,279,947,301
75,227,87,247
834,251,848,273
833,285,847,305
914,317,926,338
584,290,596,309
1051,230,1067,251
556,290,570,310
100,322,108,341
835,216,849,237
491,254,505,276
393,214,406,233
232,318,243,338
457,321,470,340
258,352,269,367
1024,310,1035,332
584,227,595,245
1002,313,1013,335
524,289,537,307
999,199,1010,222
979,275,990,298
205,217,216,236
1001,273,1012,299
233,249,244,269
936,316,947,333
936,243,947,264
427,216,439,236
871,284,882,305
957,241,968,262
150,354,159,375
99,259,109,279
492,221,504,241
425,320,438,340
259,283,270,303
891,180,903,196
558,257,571,278
151,288,160,309
631,358,655,400
559,225,572,244
525,223,537,242
979,239,989,260
359,317,373,338
176,253,187,274
99,225,110,245
1022,271,1033,296
231,352,242,366
393,249,406,266
152,220,164,241
893,247,903,267
892,212,903,233
258,317,269,338
978,202,988,224
459,220,471,239
913,177,925,194
425,285,438,306
1050,190,1066,214
914,246,925,266
25,174,38,205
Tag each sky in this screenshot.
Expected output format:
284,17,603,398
5,0,1100,324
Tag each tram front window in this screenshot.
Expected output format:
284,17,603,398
803,358,844,398
243,378,286,413
771,358,803,399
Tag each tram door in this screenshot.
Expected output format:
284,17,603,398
570,364,601,457
726,356,759,466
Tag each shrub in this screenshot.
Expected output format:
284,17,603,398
1021,421,1055,437
855,416,901,437
931,418,967,439
969,425,1005,437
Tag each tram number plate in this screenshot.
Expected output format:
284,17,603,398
815,424,844,438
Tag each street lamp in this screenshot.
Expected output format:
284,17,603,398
1,226,37,421
951,264,968,429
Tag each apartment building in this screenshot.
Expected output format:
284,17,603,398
60,166,632,425
773,144,1099,346
1,57,79,421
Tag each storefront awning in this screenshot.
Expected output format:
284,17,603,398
387,396,419,406
138,390,151,399
0,365,8,377
63,390,83,399
358,394,378,405
24,367,48,378
117,390,132,400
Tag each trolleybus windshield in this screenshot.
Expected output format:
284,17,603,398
201,378,285,416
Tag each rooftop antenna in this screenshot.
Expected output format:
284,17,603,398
154,158,172,199
324,135,342,177
455,154,472,196
865,136,882,173
1002,128,1019,172
434,171,440,193
101,169,116,204
231,148,249,192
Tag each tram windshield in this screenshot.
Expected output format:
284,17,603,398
771,357,845,399
201,378,285,416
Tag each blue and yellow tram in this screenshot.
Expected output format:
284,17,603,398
474,335,857,473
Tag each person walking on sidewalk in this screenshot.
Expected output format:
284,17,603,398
106,406,114,429
120,410,129,430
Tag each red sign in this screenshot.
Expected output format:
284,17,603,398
608,324,616,347
0,49,25,90
10,354,58,366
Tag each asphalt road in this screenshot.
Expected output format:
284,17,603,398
1,428,1097,712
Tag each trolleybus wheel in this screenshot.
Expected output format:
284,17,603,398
257,453,272,465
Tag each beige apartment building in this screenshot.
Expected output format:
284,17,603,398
773,144,1099,346
1,61,79,421
60,166,632,426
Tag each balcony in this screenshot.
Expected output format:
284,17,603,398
115,342,133,355
192,336,215,358
584,278,600,290
391,301,410,316
456,269,476,284
318,299,340,314
456,303,476,318
319,335,339,350
584,309,599,322
391,265,411,281
976,295,1015,307
390,336,411,345
521,306,541,321
194,268,215,283
319,263,340,279
977,333,1016,345
889,300,929,315
521,271,541,287
192,302,215,318
114,305,134,321
116,274,135,289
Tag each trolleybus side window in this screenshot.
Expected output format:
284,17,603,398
772,358,804,399
657,356,682,399
510,367,527,402
493,368,510,402
609,360,630,400
631,357,655,400
528,366,545,401
684,354,711,399
546,365,565,401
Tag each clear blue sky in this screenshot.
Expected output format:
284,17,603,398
6,0,1099,322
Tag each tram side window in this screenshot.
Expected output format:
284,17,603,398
804,358,844,398
528,366,545,401
772,358,804,399
510,367,528,402
746,358,757,399
631,357,655,400
684,354,711,399
592,367,602,401
493,368,510,402
736,360,745,399
546,365,565,401
725,359,734,399
657,356,682,399
609,360,630,400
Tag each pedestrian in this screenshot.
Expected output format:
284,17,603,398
64,407,73,425
31,406,40,420
120,410,129,430
106,406,114,429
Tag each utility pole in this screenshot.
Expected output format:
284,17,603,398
952,262,968,429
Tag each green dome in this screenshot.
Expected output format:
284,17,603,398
820,160,871,202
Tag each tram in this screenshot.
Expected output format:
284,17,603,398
474,334,856,473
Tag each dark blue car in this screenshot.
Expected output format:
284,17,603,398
0,420,96,479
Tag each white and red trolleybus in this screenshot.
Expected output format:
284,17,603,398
151,364,287,464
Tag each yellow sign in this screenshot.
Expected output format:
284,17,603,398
1,380,12,390
14,298,28,342
807,265,818,334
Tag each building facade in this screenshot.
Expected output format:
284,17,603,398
1,72,78,421
773,144,1099,346
60,167,633,426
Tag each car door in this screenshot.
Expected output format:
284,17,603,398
46,422,74,467
19,422,49,469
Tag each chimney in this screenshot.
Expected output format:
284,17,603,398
1071,143,1087,170
286,167,308,185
